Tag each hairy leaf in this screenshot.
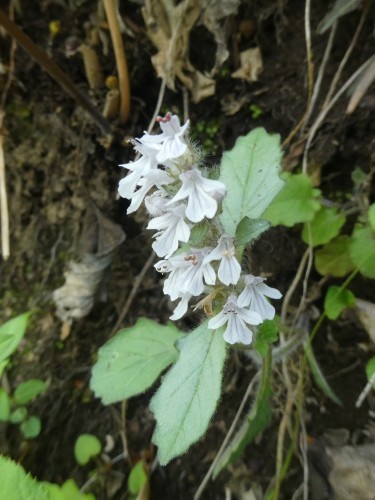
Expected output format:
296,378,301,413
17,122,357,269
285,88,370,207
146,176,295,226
263,174,321,227
151,321,226,465
235,217,271,246
91,318,182,404
0,455,50,500
219,128,283,237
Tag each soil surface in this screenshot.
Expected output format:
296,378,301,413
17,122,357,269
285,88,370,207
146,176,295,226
0,1,374,499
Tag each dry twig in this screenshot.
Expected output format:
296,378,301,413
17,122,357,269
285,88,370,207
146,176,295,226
102,0,131,124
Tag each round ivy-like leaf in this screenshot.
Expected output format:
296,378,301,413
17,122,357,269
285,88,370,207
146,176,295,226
128,460,148,495
14,379,47,405
324,286,356,320
74,434,102,465
10,406,28,424
315,235,354,277
263,173,321,227
349,226,375,278
21,416,41,439
302,207,346,246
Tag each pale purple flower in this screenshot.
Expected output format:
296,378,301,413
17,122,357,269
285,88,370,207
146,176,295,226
203,235,241,286
208,294,262,345
155,248,216,301
170,293,193,321
237,275,282,320
147,204,191,258
167,168,226,223
140,112,190,163
144,190,169,216
126,170,172,214
118,141,159,200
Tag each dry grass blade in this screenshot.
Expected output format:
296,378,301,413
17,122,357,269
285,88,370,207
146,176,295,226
0,112,9,260
346,57,375,113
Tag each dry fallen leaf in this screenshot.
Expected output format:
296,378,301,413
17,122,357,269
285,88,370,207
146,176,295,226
231,47,263,83
53,207,125,325
142,0,240,102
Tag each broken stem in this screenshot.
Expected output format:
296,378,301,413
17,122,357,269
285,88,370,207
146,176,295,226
102,0,131,124
0,8,111,135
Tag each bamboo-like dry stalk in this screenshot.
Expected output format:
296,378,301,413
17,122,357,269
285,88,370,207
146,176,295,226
102,0,131,125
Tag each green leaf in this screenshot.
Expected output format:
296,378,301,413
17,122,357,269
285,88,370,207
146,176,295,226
14,379,47,405
302,207,346,246
0,455,50,500
21,416,41,439
366,357,375,386
350,225,375,279
317,0,363,34
219,128,284,237
213,349,273,476
91,318,183,405
74,434,102,465
315,235,354,277
253,319,279,357
43,479,95,500
368,204,375,231
189,221,209,246
10,407,28,424
324,285,355,320
151,321,226,465
235,217,271,246
304,341,341,405
0,388,10,421
128,460,148,495
0,359,9,378
0,312,32,363
263,174,321,227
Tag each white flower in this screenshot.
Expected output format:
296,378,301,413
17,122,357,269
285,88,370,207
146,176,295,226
170,293,192,321
145,190,169,216
237,275,282,320
155,248,216,301
167,168,226,223
147,203,191,258
118,141,159,200
126,169,172,214
203,235,241,286
140,112,190,163
208,294,262,345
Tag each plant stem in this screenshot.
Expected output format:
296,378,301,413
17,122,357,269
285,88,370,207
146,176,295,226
102,0,131,124
0,8,111,135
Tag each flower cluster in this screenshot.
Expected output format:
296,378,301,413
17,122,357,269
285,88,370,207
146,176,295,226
119,113,282,346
